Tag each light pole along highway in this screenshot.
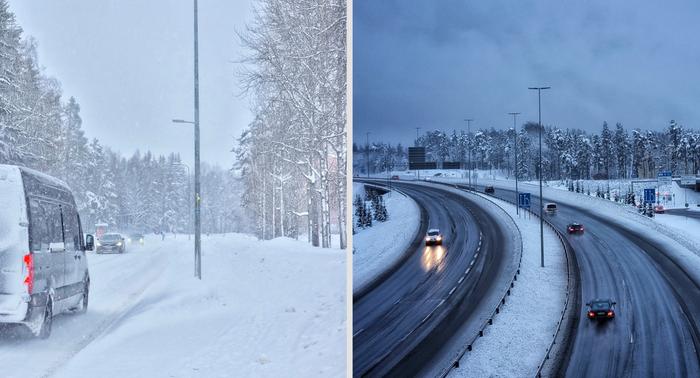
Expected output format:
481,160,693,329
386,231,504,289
464,118,473,189
508,112,520,215
171,0,202,280
528,86,550,268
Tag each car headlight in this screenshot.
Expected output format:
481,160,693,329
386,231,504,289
117,241,122,246
96,241,101,246
126,238,132,243
437,236,442,240
425,236,430,241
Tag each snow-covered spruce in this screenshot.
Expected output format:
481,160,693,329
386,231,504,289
354,120,700,181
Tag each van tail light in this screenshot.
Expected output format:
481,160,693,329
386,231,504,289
588,311,595,318
23,253,34,295
607,311,614,318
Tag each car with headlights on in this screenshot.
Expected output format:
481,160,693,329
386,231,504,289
567,223,584,234
128,233,145,246
425,229,443,245
586,299,616,320
96,233,126,254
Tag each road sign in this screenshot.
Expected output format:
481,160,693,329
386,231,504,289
644,188,655,204
409,162,437,170
442,161,461,169
518,192,531,209
681,175,696,185
408,147,426,163
658,170,672,186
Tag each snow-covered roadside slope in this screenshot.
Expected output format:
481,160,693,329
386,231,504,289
352,183,420,294
51,234,346,378
449,194,567,377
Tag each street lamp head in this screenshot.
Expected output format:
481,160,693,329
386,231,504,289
172,119,195,124
528,86,551,90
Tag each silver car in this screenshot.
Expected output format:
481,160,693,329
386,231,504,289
0,165,93,338
425,229,443,245
96,233,126,254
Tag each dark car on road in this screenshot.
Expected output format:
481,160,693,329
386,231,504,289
96,233,126,254
567,223,585,234
0,165,92,338
484,185,495,193
586,299,616,320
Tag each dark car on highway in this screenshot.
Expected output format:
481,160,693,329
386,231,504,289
567,223,585,234
484,185,495,193
96,233,126,254
586,299,616,320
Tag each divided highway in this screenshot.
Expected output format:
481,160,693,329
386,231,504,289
353,180,512,377
467,182,700,377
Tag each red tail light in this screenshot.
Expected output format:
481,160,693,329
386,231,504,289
568,227,574,232
23,253,34,294
588,311,595,318
607,311,614,317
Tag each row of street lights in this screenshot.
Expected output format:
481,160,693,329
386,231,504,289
463,87,550,267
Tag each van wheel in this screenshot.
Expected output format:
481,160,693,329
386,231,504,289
37,299,53,339
77,280,89,314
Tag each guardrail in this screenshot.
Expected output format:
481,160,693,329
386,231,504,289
431,184,524,378
429,179,579,378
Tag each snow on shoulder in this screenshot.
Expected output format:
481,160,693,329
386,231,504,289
52,234,346,378
353,182,420,294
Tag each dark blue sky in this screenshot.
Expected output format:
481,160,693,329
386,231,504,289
354,0,700,146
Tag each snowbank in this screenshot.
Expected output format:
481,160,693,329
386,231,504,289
39,234,346,378
352,183,420,293
448,195,567,377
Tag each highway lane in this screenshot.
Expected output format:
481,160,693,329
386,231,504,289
468,183,700,377
353,181,510,377
665,208,700,219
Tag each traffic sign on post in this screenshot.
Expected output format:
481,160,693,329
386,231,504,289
644,188,655,204
681,175,696,185
519,192,531,209
658,170,672,186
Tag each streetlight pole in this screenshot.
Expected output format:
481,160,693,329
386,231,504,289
464,119,473,190
366,132,371,178
509,112,520,215
528,86,550,268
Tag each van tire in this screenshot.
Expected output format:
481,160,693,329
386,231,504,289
77,279,89,314
37,298,53,339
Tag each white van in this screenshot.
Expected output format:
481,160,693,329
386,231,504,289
0,165,94,338
544,202,558,215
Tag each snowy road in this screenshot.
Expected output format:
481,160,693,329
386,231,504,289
353,180,516,377
0,234,346,378
470,183,700,377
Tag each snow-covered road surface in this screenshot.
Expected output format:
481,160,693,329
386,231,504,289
0,234,346,378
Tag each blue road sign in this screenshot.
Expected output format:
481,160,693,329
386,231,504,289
644,188,655,204
519,192,531,209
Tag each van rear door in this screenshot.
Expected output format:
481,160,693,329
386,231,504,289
0,166,30,317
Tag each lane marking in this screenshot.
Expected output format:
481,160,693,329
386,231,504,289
353,328,365,337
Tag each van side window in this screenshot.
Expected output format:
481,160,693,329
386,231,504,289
28,199,65,252
62,206,81,252
29,199,49,252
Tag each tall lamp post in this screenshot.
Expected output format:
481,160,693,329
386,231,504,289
366,132,371,178
173,118,201,278
528,86,550,268
168,0,203,279
464,119,473,189
509,112,520,214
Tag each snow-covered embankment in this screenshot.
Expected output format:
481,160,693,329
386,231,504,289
353,182,420,294
449,194,567,377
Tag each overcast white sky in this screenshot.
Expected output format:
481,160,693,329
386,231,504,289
9,0,254,166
